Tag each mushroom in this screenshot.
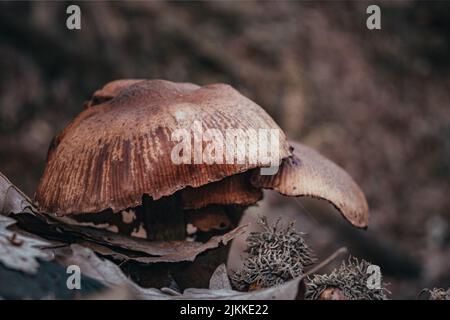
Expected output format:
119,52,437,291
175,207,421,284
251,141,369,228
84,79,144,108
35,79,369,288
37,79,290,216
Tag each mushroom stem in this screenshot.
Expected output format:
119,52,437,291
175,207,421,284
171,205,246,289
126,205,246,290
139,194,186,241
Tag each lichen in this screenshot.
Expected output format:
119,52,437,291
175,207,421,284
231,216,315,290
305,257,389,300
420,287,450,300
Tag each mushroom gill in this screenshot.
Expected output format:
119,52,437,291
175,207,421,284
180,171,263,210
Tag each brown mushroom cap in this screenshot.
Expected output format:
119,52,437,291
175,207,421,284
85,79,144,108
251,141,369,228
180,171,263,209
36,80,290,215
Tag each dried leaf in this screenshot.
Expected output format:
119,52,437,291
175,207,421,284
57,244,302,300
0,215,53,274
55,244,173,300
84,286,136,300
14,212,247,264
51,246,346,300
209,264,232,290
182,277,302,300
0,259,105,299
54,216,247,263
0,172,36,215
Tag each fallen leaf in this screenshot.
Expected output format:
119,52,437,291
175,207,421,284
55,244,301,300
47,214,246,262
14,211,248,264
209,263,233,290
51,245,346,300
55,244,177,300
0,259,105,300
1,171,248,265
0,172,36,215
182,277,302,300
0,215,53,274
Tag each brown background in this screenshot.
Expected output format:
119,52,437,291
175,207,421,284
0,1,449,298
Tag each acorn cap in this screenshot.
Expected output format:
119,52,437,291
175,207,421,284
180,171,263,209
251,141,369,228
36,80,290,215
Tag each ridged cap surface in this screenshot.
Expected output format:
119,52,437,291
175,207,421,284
36,80,290,215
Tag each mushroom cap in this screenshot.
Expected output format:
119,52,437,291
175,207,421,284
251,141,369,228
180,171,263,209
85,79,144,108
36,80,290,215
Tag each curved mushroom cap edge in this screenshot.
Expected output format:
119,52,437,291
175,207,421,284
251,141,369,228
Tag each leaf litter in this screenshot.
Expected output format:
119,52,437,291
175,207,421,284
0,170,346,299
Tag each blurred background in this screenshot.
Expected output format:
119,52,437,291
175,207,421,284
0,1,449,299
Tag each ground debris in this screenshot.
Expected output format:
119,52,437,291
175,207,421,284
305,257,389,300
231,216,315,290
